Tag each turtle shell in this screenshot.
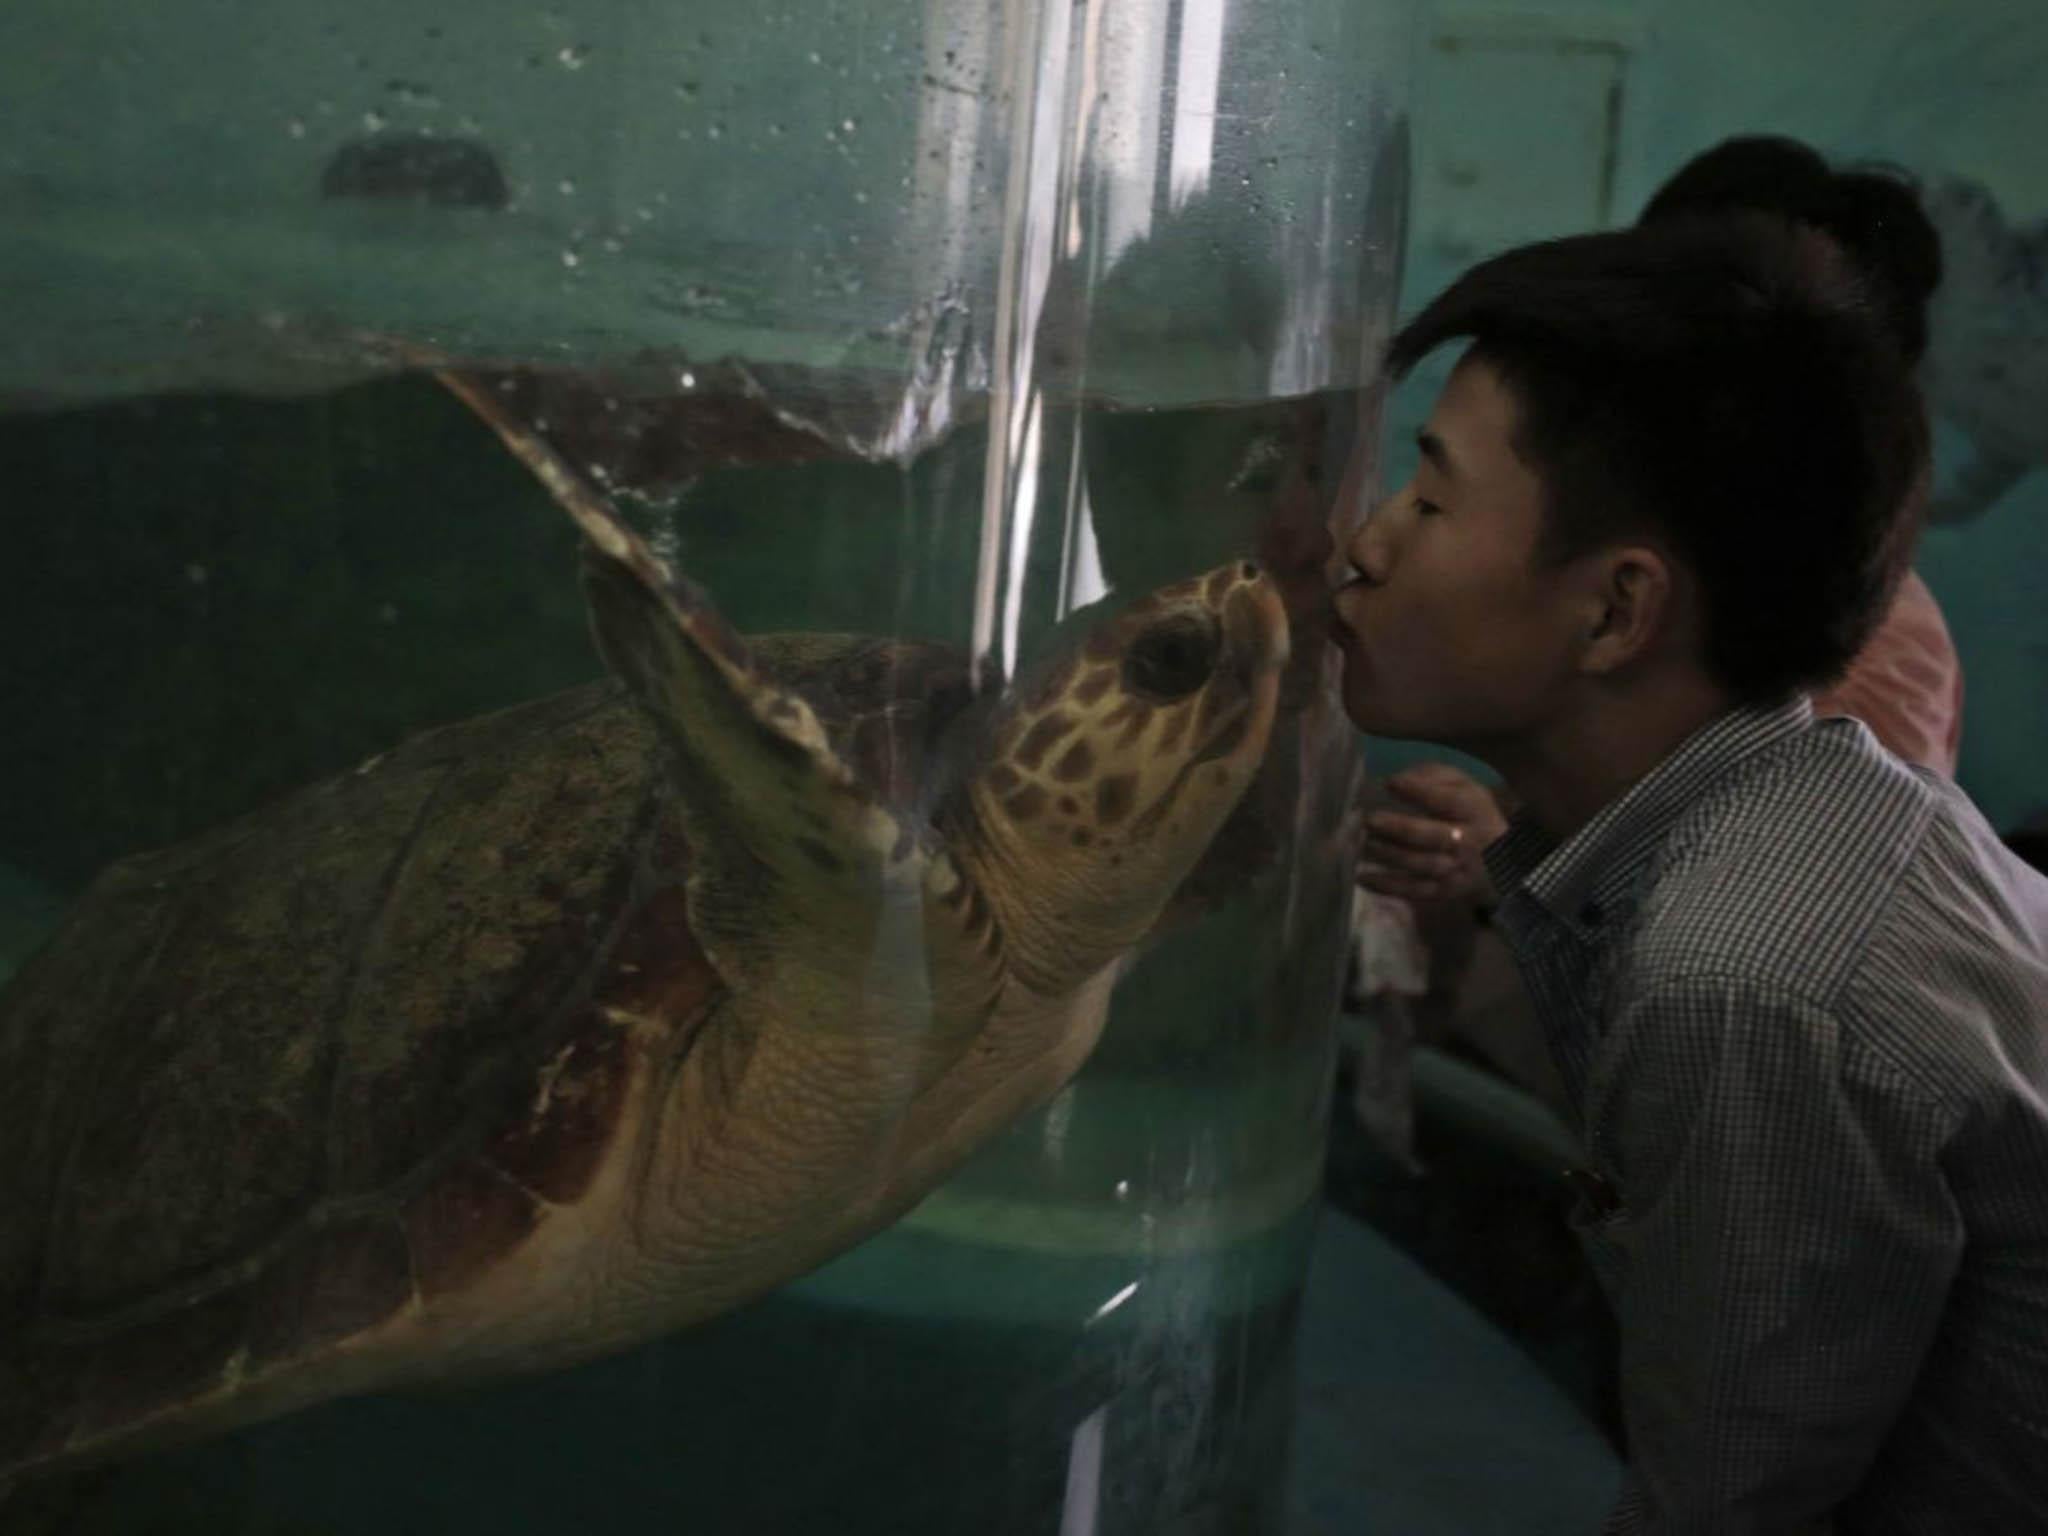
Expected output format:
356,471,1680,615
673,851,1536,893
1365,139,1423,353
0,633,972,1476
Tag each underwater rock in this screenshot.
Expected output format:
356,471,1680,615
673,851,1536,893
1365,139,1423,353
319,133,509,211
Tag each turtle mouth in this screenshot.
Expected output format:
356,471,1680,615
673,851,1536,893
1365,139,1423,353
1189,701,1256,769
1224,578,1289,674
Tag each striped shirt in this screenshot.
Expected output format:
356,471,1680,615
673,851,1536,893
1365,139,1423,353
1482,699,2048,1535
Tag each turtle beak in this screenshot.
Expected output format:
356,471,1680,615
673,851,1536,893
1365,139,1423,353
1223,568,1290,680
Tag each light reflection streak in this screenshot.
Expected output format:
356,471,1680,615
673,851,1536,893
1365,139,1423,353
1088,1279,1142,1326
1058,1404,1108,1536
1168,0,1229,210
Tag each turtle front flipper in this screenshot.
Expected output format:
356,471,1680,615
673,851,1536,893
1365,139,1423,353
435,371,1005,1045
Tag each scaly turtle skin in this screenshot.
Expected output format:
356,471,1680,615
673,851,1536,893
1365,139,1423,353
0,373,1290,1486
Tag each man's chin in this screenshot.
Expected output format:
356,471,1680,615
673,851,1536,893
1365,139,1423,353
1341,690,1465,748
1340,687,1421,740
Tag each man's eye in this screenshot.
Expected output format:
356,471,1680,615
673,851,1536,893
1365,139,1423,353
1414,498,1442,517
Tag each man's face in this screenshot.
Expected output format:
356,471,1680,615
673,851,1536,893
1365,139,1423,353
1330,353,1591,748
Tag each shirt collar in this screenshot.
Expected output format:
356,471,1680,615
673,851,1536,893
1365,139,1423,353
1483,697,1814,937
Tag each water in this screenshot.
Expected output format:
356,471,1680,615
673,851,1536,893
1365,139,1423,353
0,370,1366,1531
36,1201,1314,1536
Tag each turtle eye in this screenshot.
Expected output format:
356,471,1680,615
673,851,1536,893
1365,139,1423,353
1123,615,1220,701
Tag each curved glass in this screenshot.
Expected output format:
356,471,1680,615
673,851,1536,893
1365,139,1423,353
0,0,1414,1530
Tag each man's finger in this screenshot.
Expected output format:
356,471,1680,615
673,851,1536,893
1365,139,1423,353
1365,809,1464,854
1386,770,1486,819
1358,865,1454,904
1360,841,1458,881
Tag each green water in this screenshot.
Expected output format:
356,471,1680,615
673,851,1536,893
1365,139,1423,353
36,1200,1315,1535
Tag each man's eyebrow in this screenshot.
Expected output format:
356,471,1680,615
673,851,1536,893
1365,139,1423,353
1415,429,1455,477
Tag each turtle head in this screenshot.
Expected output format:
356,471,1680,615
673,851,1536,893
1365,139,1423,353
955,561,1289,994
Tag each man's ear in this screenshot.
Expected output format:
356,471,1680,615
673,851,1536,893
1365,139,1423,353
1579,545,1674,676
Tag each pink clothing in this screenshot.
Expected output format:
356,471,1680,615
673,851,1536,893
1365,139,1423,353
1811,568,1964,776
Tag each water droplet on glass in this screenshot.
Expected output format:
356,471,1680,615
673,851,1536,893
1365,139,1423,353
675,80,699,99
806,50,822,65
557,44,589,70
285,118,307,139
840,117,858,134
678,369,698,389
706,121,724,140
362,109,388,132
185,563,209,586
601,236,622,254
561,248,582,269
558,177,577,196
767,121,786,138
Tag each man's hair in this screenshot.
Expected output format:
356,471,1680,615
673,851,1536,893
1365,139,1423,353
1638,134,1942,365
1385,215,1928,703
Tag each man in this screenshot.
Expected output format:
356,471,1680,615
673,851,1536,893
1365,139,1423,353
1362,137,1964,913
1328,214,2048,1531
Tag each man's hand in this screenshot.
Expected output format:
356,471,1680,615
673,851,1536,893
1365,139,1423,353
1357,763,1507,905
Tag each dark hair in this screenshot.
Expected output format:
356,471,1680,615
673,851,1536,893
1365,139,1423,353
1638,135,1942,365
1385,215,1927,704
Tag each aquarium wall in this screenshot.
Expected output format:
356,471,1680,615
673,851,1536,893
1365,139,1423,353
0,0,1416,1531
1371,0,2048,837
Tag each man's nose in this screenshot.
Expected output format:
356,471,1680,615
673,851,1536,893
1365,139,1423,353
1345,502,1395,586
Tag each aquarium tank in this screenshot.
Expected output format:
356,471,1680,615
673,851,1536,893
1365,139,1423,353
0,0,1415,1530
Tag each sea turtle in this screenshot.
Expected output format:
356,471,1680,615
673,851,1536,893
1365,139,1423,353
0,370,1290,1486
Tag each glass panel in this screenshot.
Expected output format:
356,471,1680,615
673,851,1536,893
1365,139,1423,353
0,0,1415,1530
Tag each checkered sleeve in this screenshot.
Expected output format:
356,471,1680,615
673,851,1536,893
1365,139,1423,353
1586,973,1965,1535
